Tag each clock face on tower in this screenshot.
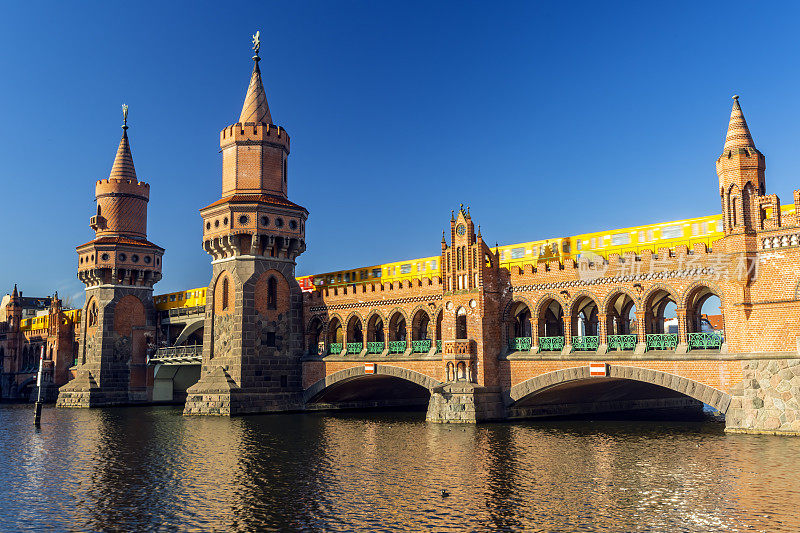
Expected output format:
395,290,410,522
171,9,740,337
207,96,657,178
456,224,466,236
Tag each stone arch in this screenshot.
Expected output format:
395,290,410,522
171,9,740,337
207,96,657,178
306,315,325,355
387,309,408,342
603,289,639,335
410,305,432,341
681,279,725,311
213,270,235,316
366,311,385,343
303,364,442,404
601,288,639,315
642,283,680,334
502,295,535,322
533,292,566,337
503,298,534,348
568,291,601,337
326,314,344,346
345,311,365,346
504,365,732,413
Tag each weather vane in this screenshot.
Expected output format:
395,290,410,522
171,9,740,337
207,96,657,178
122,104,129,129
252,30,261,56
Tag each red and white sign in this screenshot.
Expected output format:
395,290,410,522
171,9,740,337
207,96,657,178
589,363,607,377
364,363,376,374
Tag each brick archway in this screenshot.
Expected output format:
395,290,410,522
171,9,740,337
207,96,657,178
303,364,442,403
504,365,731,413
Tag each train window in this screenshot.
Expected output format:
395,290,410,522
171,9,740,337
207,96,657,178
337,274,342,282
661,225,682,239
590,238,596,249
372,268,382,278
511,247,525,259
344,273,350,282
611,233,630,246
562,241,570,253
400,264,411,274
177,294,183,301
576,240,582,251
647,229,654,241
551,243,558,254
430,260,437,270
170,295,176,302
638,231,645,242
714,220,722,232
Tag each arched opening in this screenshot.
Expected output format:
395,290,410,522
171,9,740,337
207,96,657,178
327,317,343,354
455,307,467,340
456,361,467,381
570,295,599,351
366,314,385,354
446,362,455,382
435,310,443,353
507,301,532,351
307,316,323,355
346,315,364,354
411,309,431,353
685,285,724,350
267,276,277,310
645,288,678,350
537,298,564,351
87,300,98,328
388,312,407,353
221,278,230,310
21,345,29,372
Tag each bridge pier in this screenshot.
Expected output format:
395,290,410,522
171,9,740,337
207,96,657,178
426,382,505,423
726,358,800,435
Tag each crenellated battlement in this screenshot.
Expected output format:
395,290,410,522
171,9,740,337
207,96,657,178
219,122,290,151
95,178,150,198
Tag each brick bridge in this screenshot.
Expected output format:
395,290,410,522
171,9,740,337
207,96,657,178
52,46,800,436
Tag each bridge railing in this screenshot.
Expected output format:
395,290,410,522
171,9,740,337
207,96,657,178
411,339,432,353
388,341,406,354
367,341,384,354
150,345,202,364
329,342,343,355
509,337,532,351
436,340,442,353
538,336,565,352
158,306,206,320
645,333,678,350
571,336,599,352
346,342,362,354
607,334,637,351
687,332,724,350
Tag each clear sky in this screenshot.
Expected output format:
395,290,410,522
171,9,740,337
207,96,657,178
1,1,799,306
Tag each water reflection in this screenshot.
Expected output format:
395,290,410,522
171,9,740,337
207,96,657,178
0,405,799,532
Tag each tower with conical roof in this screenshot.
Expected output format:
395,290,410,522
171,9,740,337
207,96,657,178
58,107,163,408
716,95,766,235
184,33,308,416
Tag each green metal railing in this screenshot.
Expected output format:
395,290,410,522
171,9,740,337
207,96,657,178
436,340,442,353
412,339,432,353
367,341,385,354
607,334,637,351
329,342,343,355
688,332,724,350
538,336,565,352
347,342,362,354
571,336,599,352
509,336,532,351
388,340,406,354
645,333,678,350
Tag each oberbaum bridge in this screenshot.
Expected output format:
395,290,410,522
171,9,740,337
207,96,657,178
3,38,800,436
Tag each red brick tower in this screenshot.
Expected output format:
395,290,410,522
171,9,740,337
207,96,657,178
717,95,766,236
1,285,22,395
184,33,308,416
427,206,504,422
58,107,163,408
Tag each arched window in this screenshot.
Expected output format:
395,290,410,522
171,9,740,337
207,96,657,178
456,307,467,339
267,277,277,310
97,205,102,217
731,196,739,227
222,278,230,310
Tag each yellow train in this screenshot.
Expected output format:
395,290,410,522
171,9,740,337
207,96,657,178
152,205,796,305
19,309,82,332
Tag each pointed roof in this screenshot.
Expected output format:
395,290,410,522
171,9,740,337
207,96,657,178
12,284,18,298
239,58,272,124
724,95,756,152
109,121,137,181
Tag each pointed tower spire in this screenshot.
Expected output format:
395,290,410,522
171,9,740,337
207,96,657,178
239,30,272,124
12,284,18,298
724,95,755,152
109,104,137,181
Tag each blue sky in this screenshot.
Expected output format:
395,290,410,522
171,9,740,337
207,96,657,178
2,1,799,305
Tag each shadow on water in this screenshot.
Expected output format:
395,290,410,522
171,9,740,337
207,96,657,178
1,403,799,532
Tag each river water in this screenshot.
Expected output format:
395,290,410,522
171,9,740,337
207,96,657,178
2,404,799,532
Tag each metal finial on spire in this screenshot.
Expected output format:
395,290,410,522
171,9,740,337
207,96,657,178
732,94,739,101
252,30,261,59
122,104,129,130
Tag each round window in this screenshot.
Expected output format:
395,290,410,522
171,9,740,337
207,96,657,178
144,256,152,264
101,253,109,261
214,220,220,228
261,216,269,226
80,257,83,264
276,218,284,228
289,220,297,230
223,217,228,226
131,254,139,263
206,222,211,230
119,253,127,261
239,215,249,225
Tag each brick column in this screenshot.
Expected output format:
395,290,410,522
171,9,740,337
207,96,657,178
561,314,572,354
529,316,538,351
634,309,648,354
676,307,689,354
597,313,608,354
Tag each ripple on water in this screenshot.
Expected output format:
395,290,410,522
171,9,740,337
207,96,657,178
1,405,799,532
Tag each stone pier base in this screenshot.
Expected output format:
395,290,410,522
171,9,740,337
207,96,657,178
426,382,505,423
183,367,301,416
726,358,800,435
56,370,130,408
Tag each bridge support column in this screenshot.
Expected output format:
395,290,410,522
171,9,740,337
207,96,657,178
634,309,648,354
426,382,505,423
597,314,609,355
675,307,689,354
726,358,800,435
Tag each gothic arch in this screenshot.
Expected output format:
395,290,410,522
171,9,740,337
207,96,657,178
641,283,680,310
532,292,567,318
344,310,365,328
302,364,442,404
601,288,639,314
504,365,731,413
501,295,535,322
567,290,602,317
681,279,725,310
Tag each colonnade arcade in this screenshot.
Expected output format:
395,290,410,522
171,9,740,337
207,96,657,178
504,282,724,353
306,307,445,356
